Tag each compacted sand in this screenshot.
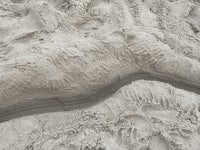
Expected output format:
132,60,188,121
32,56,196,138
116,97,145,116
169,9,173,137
0,0,200,149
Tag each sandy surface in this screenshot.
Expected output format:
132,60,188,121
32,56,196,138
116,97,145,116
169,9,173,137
0,0,200,149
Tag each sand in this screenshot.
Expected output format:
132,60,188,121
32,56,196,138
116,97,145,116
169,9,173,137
0,0,200,149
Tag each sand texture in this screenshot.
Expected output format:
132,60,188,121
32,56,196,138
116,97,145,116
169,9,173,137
0,0,200,149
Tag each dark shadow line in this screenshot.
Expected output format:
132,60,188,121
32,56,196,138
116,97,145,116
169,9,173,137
0,72,199,123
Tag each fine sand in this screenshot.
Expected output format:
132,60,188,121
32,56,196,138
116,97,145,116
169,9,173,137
0,0,200,149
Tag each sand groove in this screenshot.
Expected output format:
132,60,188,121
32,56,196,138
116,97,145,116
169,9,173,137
1,0,200,149
0,72,200,123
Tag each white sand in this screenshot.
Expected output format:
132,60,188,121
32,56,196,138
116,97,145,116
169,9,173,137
0,0,200,149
